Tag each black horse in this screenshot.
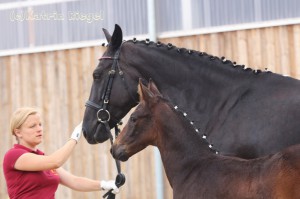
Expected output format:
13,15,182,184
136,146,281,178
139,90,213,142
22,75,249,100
83,24,300,159
112,80,300,199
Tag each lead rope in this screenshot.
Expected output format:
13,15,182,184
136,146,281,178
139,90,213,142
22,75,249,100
102,123,126,199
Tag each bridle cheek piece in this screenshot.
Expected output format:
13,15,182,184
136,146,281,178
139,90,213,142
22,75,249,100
85,47,121,128
85,43,138,129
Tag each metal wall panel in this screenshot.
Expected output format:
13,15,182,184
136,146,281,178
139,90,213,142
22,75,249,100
0,0,300,51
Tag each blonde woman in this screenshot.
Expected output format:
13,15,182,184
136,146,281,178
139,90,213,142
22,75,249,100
3,107,118,199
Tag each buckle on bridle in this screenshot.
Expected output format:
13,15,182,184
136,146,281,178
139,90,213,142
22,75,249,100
97,109,110,123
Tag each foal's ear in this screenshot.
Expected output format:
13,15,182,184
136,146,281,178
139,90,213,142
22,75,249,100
148,79,162,97
138,80,154,102
110,24,123,50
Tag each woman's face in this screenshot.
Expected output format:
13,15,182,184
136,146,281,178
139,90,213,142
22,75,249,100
15,114,43,149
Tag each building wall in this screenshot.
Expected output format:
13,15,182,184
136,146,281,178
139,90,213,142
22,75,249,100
1,0,300,51
1,23,300,199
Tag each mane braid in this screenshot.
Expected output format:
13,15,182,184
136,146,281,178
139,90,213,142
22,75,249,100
162,98,219,155
127,38,273,75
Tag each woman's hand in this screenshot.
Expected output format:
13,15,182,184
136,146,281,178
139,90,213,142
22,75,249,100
100,180,119,194
70,121,83,143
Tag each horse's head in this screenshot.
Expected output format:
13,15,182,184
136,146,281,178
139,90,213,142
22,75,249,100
111,79,163,161
83,24,139,144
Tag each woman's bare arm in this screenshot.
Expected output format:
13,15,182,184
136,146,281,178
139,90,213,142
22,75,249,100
57,167,101,192
14,139,77,171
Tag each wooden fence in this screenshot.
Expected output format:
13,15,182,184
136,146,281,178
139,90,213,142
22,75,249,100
1,23,300,199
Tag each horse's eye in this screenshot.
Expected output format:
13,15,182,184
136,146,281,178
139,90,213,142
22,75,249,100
130,116,136,122
93,73,101,80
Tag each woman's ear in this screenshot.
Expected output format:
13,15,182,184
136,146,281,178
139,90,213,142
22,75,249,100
14,129,22,138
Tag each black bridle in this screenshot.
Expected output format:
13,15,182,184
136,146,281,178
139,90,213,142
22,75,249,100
85,43,135,199
85,47,121,126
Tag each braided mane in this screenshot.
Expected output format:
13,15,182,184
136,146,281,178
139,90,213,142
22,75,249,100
121,38,272,75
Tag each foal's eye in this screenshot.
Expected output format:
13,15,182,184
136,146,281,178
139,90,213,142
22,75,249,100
130,116,137,122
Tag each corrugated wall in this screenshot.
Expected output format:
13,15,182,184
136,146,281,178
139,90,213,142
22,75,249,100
1,23,300,199
1,0,300,51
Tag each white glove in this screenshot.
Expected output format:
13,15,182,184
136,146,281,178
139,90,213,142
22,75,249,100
100,180,119,194
70,121,82,143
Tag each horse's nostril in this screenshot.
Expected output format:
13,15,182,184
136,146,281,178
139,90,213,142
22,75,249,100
82,128,87,138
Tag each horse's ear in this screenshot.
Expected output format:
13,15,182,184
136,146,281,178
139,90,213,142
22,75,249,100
148,79,162,97
138,79,154,103
102,28,111,43
110,24,123,50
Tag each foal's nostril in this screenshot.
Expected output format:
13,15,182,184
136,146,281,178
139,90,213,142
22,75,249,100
110,147,116,158
110,147,117,158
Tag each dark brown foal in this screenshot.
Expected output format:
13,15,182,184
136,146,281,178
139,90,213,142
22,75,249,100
111,80,300,199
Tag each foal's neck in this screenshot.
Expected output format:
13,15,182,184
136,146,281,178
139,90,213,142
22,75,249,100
155,105,214,187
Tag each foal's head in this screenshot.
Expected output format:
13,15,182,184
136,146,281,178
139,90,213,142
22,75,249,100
111,80,164,161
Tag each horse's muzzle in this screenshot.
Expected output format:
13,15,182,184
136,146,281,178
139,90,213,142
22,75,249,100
82,124,111,144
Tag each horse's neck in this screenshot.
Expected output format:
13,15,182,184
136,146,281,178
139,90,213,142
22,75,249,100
128,44,255,130
155,107,213,187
